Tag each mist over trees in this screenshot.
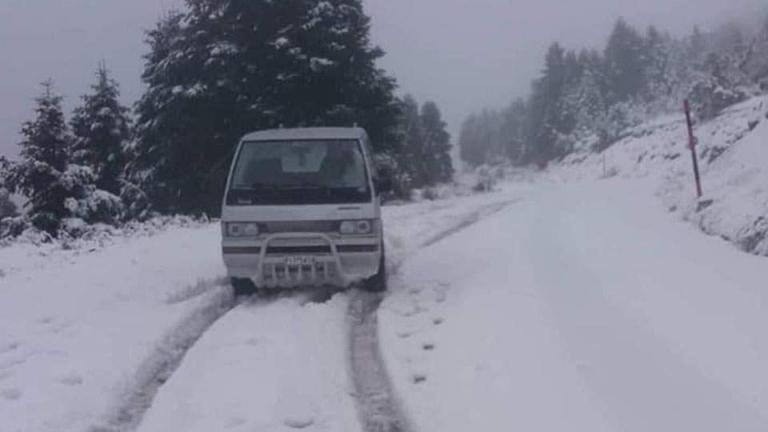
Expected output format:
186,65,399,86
460,15,768,167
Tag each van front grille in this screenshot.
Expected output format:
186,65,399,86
263,221,338,234
266,245,332,255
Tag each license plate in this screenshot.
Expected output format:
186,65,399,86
283,256,316,266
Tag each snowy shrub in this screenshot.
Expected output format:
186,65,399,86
66,188,124,225
0,216,28,239
373,152,412,199
422,187,438,201
58,217,89,238
592,101,645,151
58,164,124,225
120,181,152,221
688,79,748,120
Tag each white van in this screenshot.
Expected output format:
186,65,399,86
221,127,388,295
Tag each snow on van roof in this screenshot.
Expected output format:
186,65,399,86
241,127,366,142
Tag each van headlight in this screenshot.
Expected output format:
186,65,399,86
226,222,260,237
340,220,373,235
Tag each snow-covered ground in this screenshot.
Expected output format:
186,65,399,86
0,188,518,432
0,223,232,432
3,115,767,431
380,179,768,431
558,96,768,256
130,190,521,432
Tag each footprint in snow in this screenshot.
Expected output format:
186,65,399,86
397,332,412,339
0,342,20,355
59,373,84,386
283,416,315,429
1,388,22,401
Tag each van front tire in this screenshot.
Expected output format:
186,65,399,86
231,277,258,297
363,245,388,293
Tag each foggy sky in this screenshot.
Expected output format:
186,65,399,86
0,0,764,159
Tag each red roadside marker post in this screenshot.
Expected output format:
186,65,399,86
683,100,703,198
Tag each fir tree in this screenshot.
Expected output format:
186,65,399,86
5,81,73,232
459,110,505,167
5,82,124,234
133,1,401,215
526,43,570,163
71,63,132,195
399,95,423,187
604,18,648,102
500,99,528,163
419,101,453,184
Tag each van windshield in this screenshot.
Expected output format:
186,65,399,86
227,139,371,205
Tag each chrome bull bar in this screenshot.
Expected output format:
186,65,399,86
256,233,351,288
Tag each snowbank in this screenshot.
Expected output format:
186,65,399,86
557,96,768,256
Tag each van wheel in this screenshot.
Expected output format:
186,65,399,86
231,278,258,297
363,245,388,293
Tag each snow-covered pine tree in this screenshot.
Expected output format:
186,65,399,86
604,18,648,103
419,101,453,185
499,99,528,163
688,51,749,120
398,95,423,187
5,82,123,235
568,50,608,137
525,43,570,163
70,63,132,196
740,16,768,90
5,81,74,233
133,0,401,215
459,109,506,167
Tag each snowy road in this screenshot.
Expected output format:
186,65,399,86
381,179,768,431
133,194,517,432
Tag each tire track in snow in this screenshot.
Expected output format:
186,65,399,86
103,196,518,432
349,291,411,432
92,282,235,432
348,198,519,432
419,199,520,250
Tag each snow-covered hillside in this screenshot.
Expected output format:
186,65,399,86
559,96,768,256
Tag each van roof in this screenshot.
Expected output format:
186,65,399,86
241,127,367,142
